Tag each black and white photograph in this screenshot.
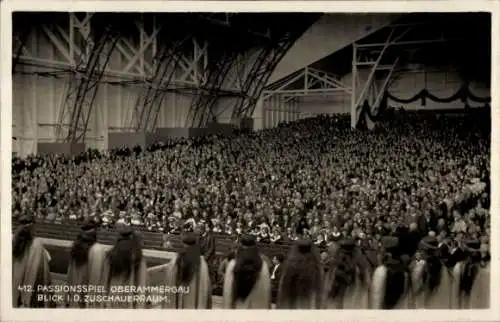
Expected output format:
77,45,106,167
1,1,498,321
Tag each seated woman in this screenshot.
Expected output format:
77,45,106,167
270,226,283,244
258,224,271,244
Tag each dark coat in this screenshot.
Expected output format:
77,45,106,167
200,233,215,263
399,230,422,258
296,217,309,236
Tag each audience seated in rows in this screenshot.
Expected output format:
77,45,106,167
12,111,491,261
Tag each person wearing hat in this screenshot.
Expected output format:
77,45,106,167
451,239,489,309
324,238,371,309
162,232,211,309
65,217,107,308
411,236,453,309
101,225,148,308
223,234,271,309
12,214,54,308
276,238,324,309
370,236,410,309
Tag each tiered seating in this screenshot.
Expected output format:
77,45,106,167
14,221,292,292
14,221,293,256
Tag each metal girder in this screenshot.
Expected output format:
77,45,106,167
373,58,399,109
350,22,465,128
308,68,351,92
56,15,120,142
186,50,239,128
131,37,191,132
16,13,160,82
12,25,32,73
224,51,251,93
350,27,408,128
350,43,357,128
262,66,351,101
177,39,209,86
231,34,296,120
115,18,162,77
355,38,463,49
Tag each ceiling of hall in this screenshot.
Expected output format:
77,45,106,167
13,12,491,84
310,12,491,82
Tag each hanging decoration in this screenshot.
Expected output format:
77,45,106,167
357,83,491,128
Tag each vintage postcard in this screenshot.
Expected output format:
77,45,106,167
1,1,499,322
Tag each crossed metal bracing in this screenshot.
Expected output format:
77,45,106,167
55,13,120,142
184,14,277,128
130,37,194,132
185,37,295,128
186,49,240,128
230,34,297,120
262,66,351,105
184,13,320,128
12,20,34,73
14,13,320,136
350,19,465,128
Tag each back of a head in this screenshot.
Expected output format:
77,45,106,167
460,239,482,295
278,239,323,306
418,236,443,293
176,233,201,285
12,214,35,259
327,238,359,299
227,250,236,261
379,236,406,309
381,236,400,259
232,235,263,303
71,218,99,267
108,226,142,277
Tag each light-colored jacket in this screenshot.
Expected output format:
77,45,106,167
223,257,271,309
162,254,212,309
65,243,108,308
12,237,53,307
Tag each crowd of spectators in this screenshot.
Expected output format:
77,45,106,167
12,110,491,261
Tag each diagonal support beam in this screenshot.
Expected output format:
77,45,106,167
12,25,33,73
41,25,74,64
354,29,394,108
122,20,162,74
179,40,208,85
373,57,399,108
57,21,120,143
262,69,305,101
262,65,351,102
131,37,190,132
307,68,351,93
231,34,296,120
186,49,239,128
350,27,411,128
